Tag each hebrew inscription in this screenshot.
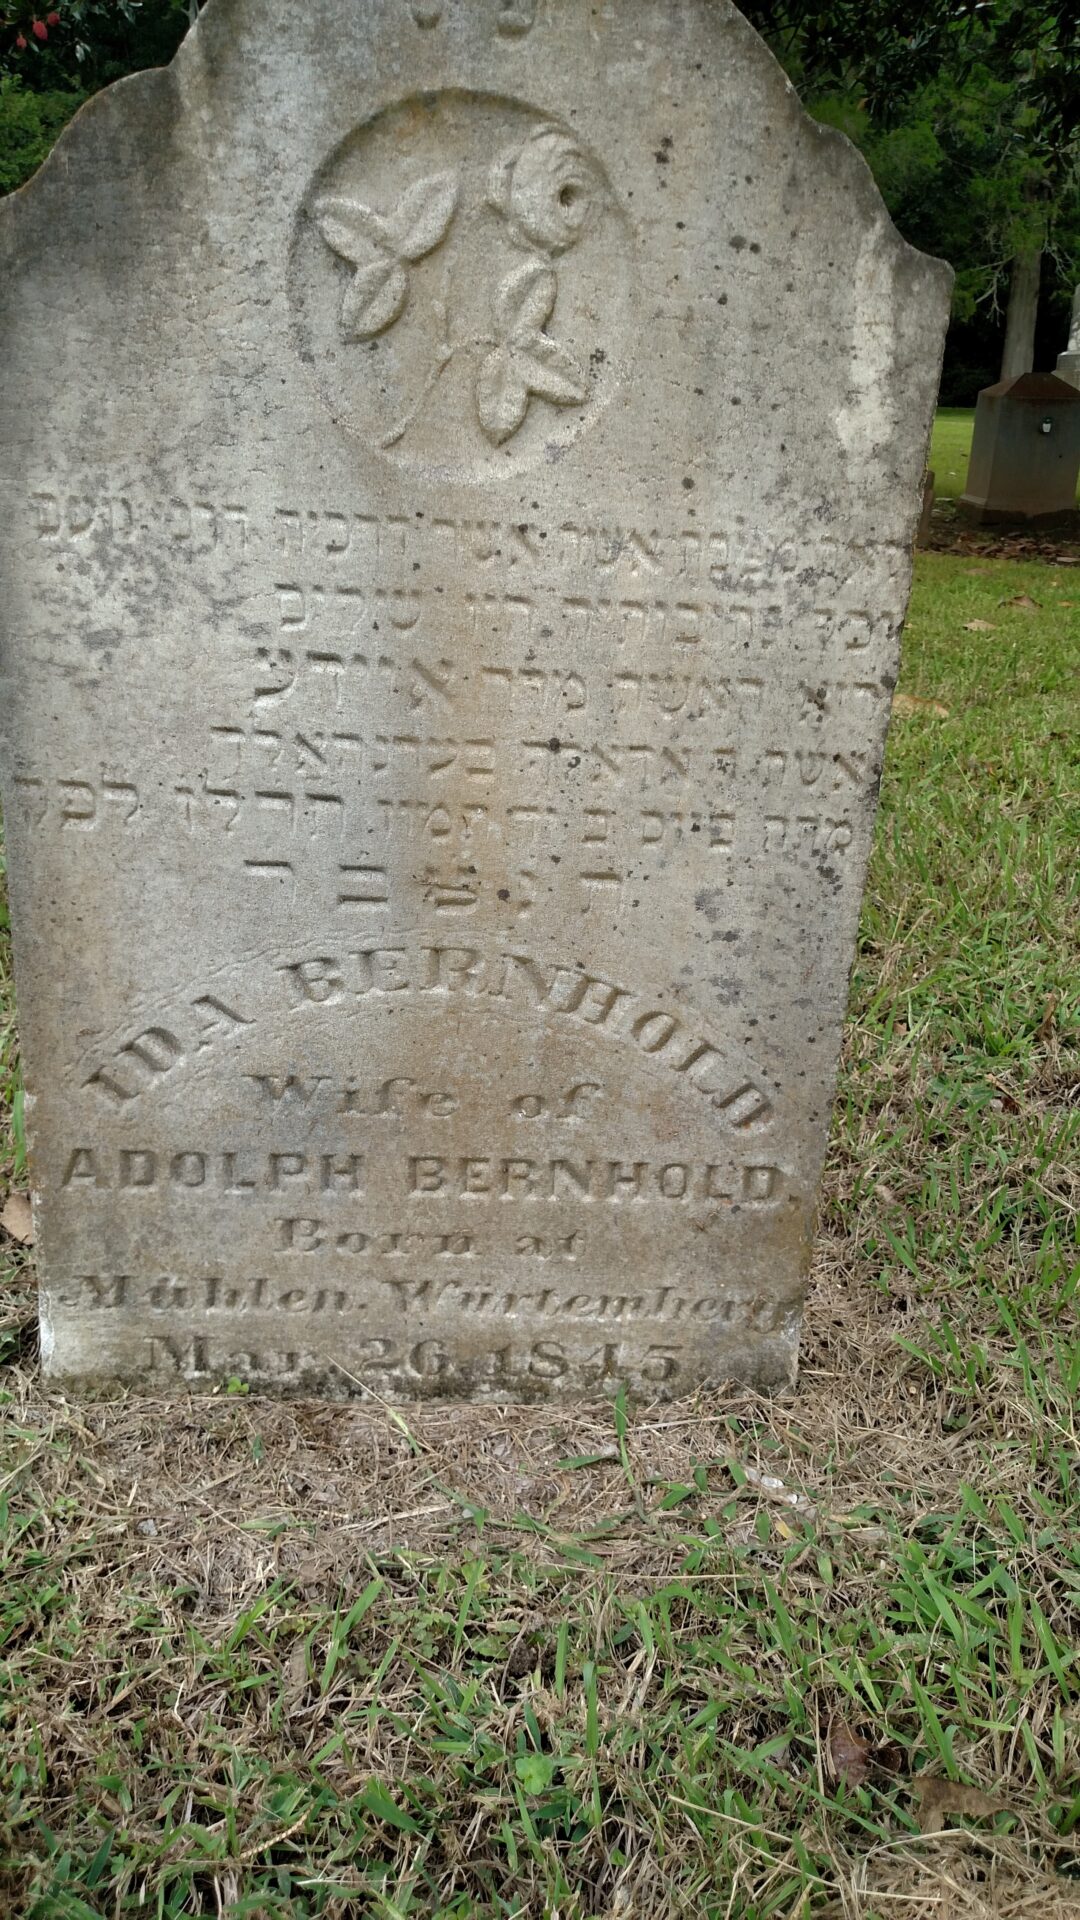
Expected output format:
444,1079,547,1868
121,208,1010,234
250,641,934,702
0,0,949,1398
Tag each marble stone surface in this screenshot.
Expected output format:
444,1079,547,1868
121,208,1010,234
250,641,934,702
0,0,950,1400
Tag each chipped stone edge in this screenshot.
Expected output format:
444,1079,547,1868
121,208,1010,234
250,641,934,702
1,0,952,304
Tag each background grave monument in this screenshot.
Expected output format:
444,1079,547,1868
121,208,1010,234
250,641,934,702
0,0,950,1399
960,373,1080,525
1055,285,1080,391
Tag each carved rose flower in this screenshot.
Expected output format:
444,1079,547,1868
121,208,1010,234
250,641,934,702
488,125,596,255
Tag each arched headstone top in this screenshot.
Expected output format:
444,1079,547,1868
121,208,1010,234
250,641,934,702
0,0,950,1397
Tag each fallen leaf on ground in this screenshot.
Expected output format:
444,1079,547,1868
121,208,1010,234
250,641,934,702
915,1776,1008,1834
892,692,950,718
1055,1071,1080,1107
1037,994,1059,1044
286,1642,308,1696
740,1462,816,1515
1,1193,34,1245
987,1076,1021,1115
1001,593,1040,611
963,618,995,631
829,1718,873,1787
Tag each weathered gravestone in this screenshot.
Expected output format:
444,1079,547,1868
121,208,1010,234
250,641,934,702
0,0,950,1400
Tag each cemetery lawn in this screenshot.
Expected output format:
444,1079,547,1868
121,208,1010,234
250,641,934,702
0,547,1078,1919
930,407,976,500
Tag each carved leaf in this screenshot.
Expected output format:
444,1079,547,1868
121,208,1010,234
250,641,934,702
341,256,408,340
387,171,459,262
476,346,530,444
515,332,588,406
314,193,394,265
496,259,557,339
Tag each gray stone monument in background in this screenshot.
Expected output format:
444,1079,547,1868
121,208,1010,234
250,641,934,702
960,373,1080,525
1056,285,1080,391
0,0,949,1400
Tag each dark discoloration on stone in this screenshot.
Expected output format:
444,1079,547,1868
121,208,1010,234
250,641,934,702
0,0,949,1401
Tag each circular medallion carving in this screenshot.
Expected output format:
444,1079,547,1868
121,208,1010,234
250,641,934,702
290,91,634,479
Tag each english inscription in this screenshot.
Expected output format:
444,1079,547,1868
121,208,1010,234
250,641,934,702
0,0,950,1397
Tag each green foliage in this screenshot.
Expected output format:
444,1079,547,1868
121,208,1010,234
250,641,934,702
0,70,80,191
0,1,200,190
1,0,197,93
809,61,1080,325
749,0,1080,347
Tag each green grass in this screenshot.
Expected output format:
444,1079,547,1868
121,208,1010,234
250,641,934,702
0,529,1078,1916
850,551,1078,1291
930,406,1080,503
930,408,977,500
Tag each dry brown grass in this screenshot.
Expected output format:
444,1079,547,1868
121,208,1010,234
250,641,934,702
2,1226,1080,1916
0,554,1077,1914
